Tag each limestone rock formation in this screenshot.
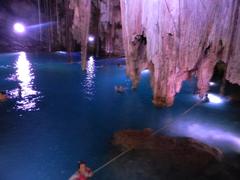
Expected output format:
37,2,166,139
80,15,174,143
120,0,240,106
99,0,124,56
70,0,124,69
1,0,240,107
0,0,72,52
0,0,40,51
70,0,91,70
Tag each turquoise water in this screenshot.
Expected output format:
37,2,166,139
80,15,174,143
0,52,240,180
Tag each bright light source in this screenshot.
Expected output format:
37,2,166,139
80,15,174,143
208,93,223,104
88,35,95,42
209,82,216,86
13,23,26,34
56,51,67,54
141,69,150,74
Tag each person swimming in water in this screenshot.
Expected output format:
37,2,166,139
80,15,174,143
201,93,209,103
0,91,8,102
117,63,122,68
115,85,125,93
69,162,93,180
18,85,22,98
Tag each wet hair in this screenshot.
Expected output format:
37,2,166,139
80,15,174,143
78,161,86,168
0,91,6,95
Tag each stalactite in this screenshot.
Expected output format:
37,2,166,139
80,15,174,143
225,0,240,85
120,0,148,90
55,0,61,46
65,0,72,62
70,0,91,70
88,0,100,56
49,0,54,51
99,0,124,56
44,0,52,52
120,0,240,107
37,0,42,42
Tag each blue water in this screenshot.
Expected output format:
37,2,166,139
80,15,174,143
0,52,240,180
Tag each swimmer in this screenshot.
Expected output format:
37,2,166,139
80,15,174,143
201,93,209,103
18,85,22,98
0,91,8,102
115,85,125,93
69,162,93,180
117,63,122,68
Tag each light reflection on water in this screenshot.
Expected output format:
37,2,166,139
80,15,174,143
169,120,240,153
83,56,95,100
8,52,41,111
187,123,240,152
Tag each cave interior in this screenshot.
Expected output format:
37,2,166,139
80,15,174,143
0,0,240,180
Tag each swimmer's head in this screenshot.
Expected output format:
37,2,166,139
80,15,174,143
0,91,6,95
78,161,87,171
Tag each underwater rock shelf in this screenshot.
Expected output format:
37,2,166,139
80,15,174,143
110,129,239,180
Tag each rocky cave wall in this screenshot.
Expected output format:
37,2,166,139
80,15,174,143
120,0,240,107
1,0,240,107
0,0,124,61
70,0,91,69
99,0,124,56
70,0,124,69
0,0,40,51
0,0,73,52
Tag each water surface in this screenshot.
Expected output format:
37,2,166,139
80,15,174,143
0,52,239,180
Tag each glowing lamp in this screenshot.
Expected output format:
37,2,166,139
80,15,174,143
209,82,216,86
13,23,26,34
141,69,150,74
56,51,67,54
88,35,95,42
208,93,223,104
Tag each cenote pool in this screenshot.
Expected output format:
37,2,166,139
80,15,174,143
0,52,240,180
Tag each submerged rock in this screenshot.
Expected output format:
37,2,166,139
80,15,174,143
113,129,223,168
106,129,236,180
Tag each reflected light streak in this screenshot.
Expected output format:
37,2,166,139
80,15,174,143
87,56,95,76
8,52,41,111
83,56,95,100
28,22,55,29
187,123,240,152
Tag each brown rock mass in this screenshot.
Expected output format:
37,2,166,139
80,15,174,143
113,129,223,164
